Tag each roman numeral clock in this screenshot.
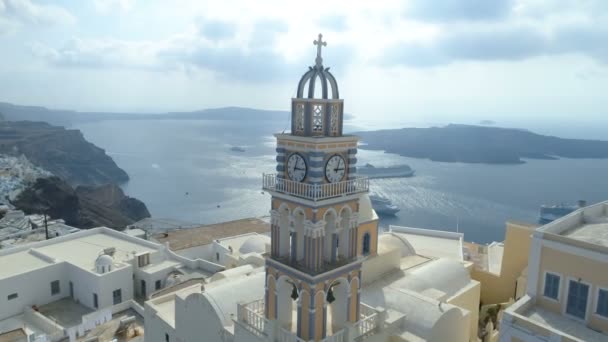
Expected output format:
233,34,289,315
261,34,378,341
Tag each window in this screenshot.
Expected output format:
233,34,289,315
141,280,147,297
113,289,122,305
566,280,589,320
362,233,371,255
155,280,162,290
165,333,169,342
51,280,60,295
7,293,18,300
294,103,305,133
543,273,560,300
216,252,220,261
312,104,323,133
93,293,98,309
597,289,608,318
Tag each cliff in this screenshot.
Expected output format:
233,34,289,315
0,121,129,186
12,177,150,229
355,124,608,164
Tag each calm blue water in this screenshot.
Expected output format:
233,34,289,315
74,119,608,243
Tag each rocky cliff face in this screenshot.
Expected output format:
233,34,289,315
13,177,150,229
0,121,129,186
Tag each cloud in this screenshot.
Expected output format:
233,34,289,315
29,18,316,82
383,2,608,68
405,0,514,21
318,14,348,32
199,19,236,41
94,0,136,14
0,0,75,27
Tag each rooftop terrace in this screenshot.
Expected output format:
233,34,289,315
0,227,160,279
541,201,608,248
152,217,269,251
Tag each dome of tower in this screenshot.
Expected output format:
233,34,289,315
358,194,377,223
295,33,339,100
296,66,340,99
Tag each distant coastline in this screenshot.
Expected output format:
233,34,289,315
355,124,608,164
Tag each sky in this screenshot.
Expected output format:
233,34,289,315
0,0,607,129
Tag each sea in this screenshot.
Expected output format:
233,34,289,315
74,119,608,244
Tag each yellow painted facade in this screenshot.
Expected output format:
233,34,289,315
470,222,535,305
356,220,379,257
535,245,608,333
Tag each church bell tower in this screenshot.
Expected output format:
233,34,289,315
262,34,376,341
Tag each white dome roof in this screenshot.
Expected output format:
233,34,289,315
358,194,376,223
96,254,113,267
378,233,416,257
238,235,270,254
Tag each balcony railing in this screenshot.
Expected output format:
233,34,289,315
237,299,268,337
263,174,369,201
354,303,381,339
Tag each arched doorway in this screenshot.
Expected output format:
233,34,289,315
327,278,350,334
323,210,337,263
338,207,351,259
294,208,305,262
278,205,290,258
276,276,298,331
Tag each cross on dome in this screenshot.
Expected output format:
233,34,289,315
313,33,327,67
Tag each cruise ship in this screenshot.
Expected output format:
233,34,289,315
357,163,415,179
370,195,400,216
539,200,587,224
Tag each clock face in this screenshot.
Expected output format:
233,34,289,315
287,153,307,182
325,155,346,183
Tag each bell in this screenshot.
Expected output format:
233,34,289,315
326,287,335,303
291,285,299,301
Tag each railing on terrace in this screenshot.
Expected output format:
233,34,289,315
354,303,380,339
263,174,369,201
277,327,308,342
320,329,345,342
237,299,268,338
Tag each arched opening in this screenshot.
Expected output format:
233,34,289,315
323,210,337,263
277,276,297,331
327,278,350,334
294,209,305,262
362,233,371,256
279,205,291,258
338,207,351,259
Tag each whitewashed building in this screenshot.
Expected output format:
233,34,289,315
0,227,223,341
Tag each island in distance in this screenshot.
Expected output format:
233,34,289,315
355,124,608,164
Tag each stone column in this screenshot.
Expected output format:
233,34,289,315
304,220,325,271
270,210,279,257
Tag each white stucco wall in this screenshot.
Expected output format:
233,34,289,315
175,293,225,342
1,262,68,320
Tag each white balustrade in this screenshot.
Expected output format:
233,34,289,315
263,174,369,201
238,299,268,337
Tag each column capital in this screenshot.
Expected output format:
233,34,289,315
304,220,325,238
270,209,280,225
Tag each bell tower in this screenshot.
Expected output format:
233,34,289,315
262,34,375,341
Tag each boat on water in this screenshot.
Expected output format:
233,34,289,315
539,200,587,224
370,195,400,216
230,146,246,152
357,163,414,179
